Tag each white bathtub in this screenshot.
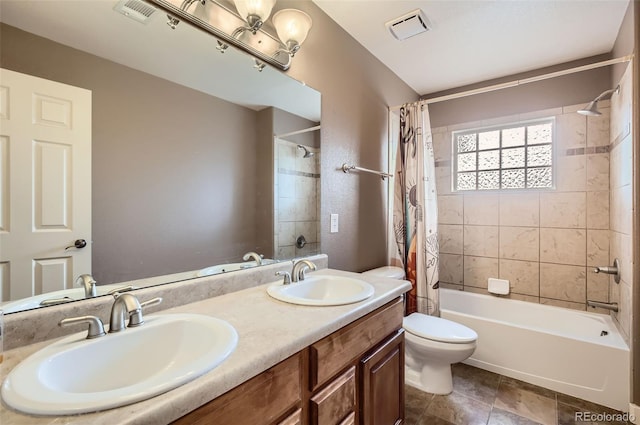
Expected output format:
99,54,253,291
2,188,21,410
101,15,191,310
440,288,630,411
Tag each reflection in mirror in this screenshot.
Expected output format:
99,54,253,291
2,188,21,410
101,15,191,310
274,126,321,260
0,0,321,314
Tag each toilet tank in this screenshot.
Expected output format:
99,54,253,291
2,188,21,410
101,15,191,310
361,266,405,280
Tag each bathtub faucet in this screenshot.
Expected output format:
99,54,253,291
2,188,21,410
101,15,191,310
587,300,619,312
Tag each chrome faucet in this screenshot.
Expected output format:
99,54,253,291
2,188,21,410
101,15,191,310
108,293,162,333
291,259,316,282
242,251,263,265
587,300,619,312
76,274,97,298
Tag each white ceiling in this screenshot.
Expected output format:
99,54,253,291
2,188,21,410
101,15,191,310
313,0,630,95
0,0,321,121
1,1,630,104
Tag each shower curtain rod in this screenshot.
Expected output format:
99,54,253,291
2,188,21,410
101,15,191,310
275,125,321,139
389,54,634,111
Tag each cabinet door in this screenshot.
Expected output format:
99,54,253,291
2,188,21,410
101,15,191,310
310,366,356,425
277,408,303,425
360,330,405,425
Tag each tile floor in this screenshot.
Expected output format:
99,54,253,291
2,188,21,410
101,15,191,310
405,363,631,425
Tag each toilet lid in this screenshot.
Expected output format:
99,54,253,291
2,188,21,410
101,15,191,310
403,313,477,343
361,266,405,279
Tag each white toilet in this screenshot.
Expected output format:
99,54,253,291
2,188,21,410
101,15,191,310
362,266,478,395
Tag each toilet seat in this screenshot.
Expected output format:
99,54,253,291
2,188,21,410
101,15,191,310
403,313,477,344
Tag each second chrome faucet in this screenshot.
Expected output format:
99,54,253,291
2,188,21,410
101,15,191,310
109,293,162,332
276,259,317,285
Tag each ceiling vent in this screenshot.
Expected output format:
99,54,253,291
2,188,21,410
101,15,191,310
385,9,431,41
114,0,157,24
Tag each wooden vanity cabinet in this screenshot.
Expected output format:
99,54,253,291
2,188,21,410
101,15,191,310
173,297,404,425
309,297,404,425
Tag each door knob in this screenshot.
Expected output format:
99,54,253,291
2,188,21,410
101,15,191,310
65,239,87,250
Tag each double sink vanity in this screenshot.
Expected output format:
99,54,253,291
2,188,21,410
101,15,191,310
0,255,411,425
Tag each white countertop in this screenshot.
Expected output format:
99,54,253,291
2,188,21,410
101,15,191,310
0,269,410,425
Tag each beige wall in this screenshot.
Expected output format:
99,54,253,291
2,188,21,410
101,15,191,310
433,102,612,312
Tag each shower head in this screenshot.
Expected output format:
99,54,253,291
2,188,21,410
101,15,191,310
297,145,314,158
577,100,601,116
577,85,620,116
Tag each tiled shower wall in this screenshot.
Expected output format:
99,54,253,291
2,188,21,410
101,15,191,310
433,102,614,313
609,64,633,344
274,139,321,259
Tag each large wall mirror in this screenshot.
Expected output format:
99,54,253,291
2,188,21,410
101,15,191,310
0,0,321,314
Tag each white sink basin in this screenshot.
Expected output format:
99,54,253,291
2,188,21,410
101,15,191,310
267,274,374,306
1,313,238,415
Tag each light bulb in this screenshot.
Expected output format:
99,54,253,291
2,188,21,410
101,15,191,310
233,0,275,23
272,9,312,50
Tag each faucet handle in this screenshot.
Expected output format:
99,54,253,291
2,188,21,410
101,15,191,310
140,297,163,309
59,315,106,339
128,297,163,327
106,285,136,296
276,271,291,285
40,296,74,307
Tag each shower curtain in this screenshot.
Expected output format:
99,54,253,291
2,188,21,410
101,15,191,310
391,102,440,316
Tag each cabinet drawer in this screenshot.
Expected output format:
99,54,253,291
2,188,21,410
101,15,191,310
338,412,355,425
173,352,302,425
278,408,302,425
310,297,403,390
310,366,356,425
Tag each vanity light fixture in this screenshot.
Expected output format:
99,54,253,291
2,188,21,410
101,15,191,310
148,0,312,71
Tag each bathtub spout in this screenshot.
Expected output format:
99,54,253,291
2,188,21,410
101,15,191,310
587,300,619,312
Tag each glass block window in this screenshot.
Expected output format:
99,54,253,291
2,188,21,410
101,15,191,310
452,118,554,191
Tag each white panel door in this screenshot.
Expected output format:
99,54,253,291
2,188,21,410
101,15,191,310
0,68,91,301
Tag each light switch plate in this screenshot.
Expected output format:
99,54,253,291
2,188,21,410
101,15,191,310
330,214,339,233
